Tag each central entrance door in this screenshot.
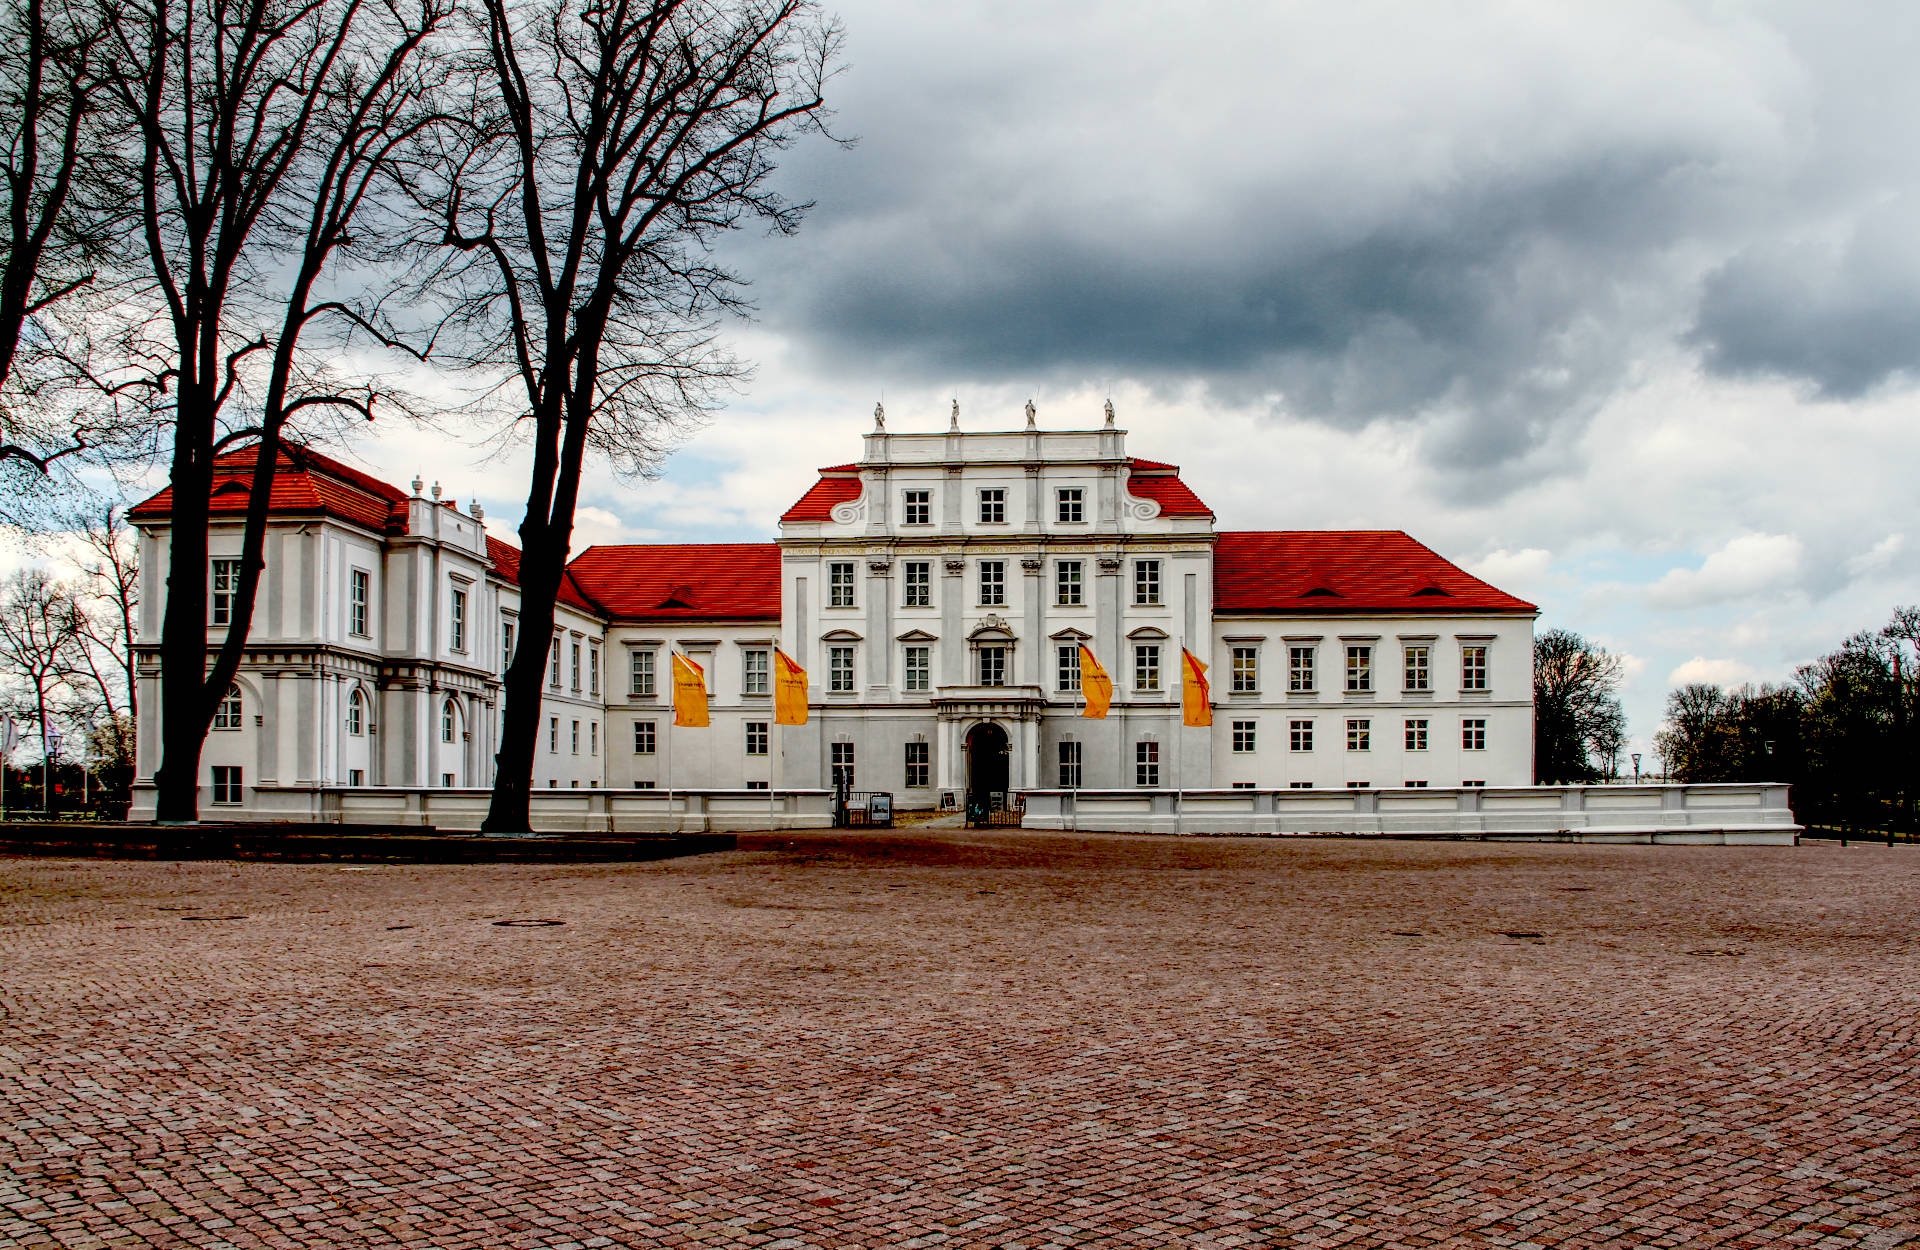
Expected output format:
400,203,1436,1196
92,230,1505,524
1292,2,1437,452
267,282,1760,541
964,722,1010,824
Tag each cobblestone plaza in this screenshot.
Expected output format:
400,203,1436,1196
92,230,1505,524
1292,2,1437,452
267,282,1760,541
3,834,1917,1248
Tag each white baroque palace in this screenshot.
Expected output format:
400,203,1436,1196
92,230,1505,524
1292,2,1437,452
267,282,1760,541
128,405,1538,818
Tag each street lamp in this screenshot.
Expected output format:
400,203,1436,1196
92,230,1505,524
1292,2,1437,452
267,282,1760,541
1631,753,1642,783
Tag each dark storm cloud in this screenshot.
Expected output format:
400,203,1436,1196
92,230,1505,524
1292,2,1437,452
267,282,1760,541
1690,202,1920,397
724,1,1920,471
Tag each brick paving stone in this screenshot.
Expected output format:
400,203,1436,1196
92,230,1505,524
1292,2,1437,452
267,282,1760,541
2,833,1918,1248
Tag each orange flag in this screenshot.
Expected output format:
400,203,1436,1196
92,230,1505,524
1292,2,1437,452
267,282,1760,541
1078,644,1111,719
1182,647,1213,727
671,652,709,727
773,647,809,726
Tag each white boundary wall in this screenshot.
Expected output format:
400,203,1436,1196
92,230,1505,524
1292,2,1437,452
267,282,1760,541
1018,783,1799,844
137,784,837,832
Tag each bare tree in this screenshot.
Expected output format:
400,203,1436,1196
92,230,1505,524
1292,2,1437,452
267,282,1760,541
0,0,125,474
420,0,843,832
0,567,84,811
68,502,138,721
99,0,452,822
1532,627,1626,783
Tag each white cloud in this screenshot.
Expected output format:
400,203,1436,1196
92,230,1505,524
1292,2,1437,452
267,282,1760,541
1645,533,1805,609
1668,656,1757,688
1846,532,1905,578
1468,548,1553,593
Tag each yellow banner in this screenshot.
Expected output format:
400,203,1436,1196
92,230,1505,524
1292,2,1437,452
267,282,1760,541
773,647,809,726
1079,644,1111,719
672,652,709,727
1182,647,1213,727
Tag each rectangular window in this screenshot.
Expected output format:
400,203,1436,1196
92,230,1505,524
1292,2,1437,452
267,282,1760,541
210,558,239,625
1346,645,1372,692
1058,740,1082,788
590,721,598,756
1289,720,1314,752
1289,780,1313,789
745,721,769,756
571,720,580,754
1056,560,1083,606
348,768,364,786
1463,779,1486,788
550,638,561,689
633,720,656,754
349,569,369,637
1289,645,1316,692
501,622,515,675
1347,781,1370,789
571,641,581,691
978,560,1006,606
904,741,929,787
743,649,770,696
1057,643,1081,692
1232,781,1256,790
1231,646,1258,692
1404,645,1430,692
1135,740,1160,787
631,650,655,697
1405,780,1428,788
548,717,559,752
1134,643,1160,692
829,645,856,692
588,645,600,695
1133,559,1161,605
1463,718,1487,751
829,561,856,608
978,488,1006,524
1347,719,1371,752
904,645,930,692
831,741,855,790
1462,645,1489,691
211,766,243,804
903,561,931,607
450,588,467,651
1405,719,1429,751
1231,720,1257,753
634,780,655,789
978,645,1007,687
1056,487,1085,523
746,780,768,790
903,489,931,525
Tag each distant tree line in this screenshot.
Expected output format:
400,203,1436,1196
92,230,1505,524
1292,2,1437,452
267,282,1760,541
1656,607,1919,832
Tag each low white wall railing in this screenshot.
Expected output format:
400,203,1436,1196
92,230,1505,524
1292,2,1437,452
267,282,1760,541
131,784,836,833
1017,783,1800,844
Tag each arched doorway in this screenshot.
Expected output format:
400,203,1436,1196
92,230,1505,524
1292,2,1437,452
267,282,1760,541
965,722,1010,819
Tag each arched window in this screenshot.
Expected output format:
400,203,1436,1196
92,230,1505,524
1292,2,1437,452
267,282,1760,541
213,684,243,729
442,699,458,743
346,689,365,736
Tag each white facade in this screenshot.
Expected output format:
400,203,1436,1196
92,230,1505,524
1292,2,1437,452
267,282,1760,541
129,413,1537,819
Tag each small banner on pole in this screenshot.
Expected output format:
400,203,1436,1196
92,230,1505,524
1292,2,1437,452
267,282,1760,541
1181,648,1213,727
773,647,809,725
1079,645,1112,719
671,653,709,727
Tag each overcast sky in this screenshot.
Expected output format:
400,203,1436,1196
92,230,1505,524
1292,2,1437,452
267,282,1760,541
65,0,1920,767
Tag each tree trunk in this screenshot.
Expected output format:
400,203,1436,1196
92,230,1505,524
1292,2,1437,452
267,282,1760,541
152,402,213,824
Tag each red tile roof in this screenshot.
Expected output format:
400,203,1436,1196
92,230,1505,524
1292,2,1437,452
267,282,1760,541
780,466,862,524
485,534,603,614
565,544,781,620
129,442,411,533
1213,531,1536,615
1125,459,1213,517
